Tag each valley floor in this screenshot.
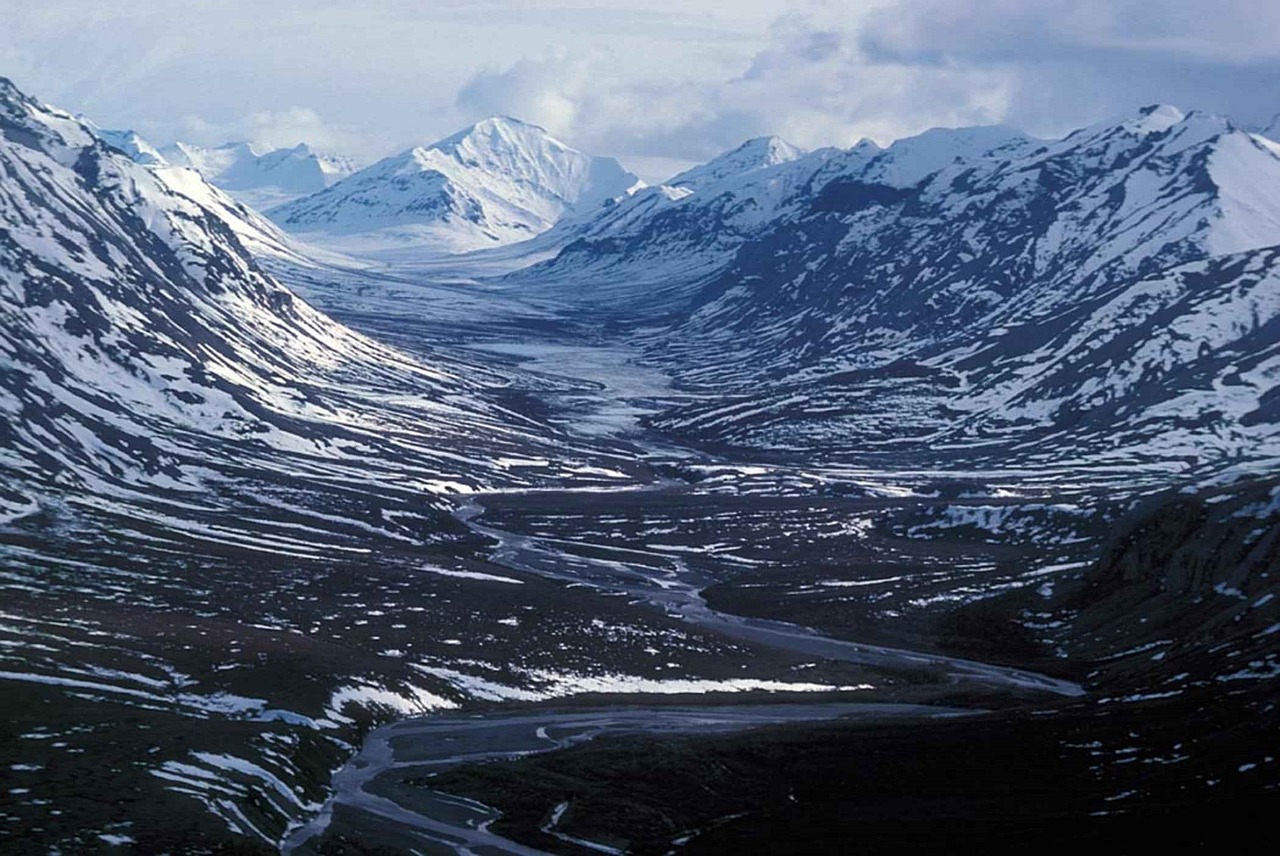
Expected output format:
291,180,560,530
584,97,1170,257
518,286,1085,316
4,258,1277,854
284,261,1278,854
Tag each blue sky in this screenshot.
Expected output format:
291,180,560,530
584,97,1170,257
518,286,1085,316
2,1,1276,181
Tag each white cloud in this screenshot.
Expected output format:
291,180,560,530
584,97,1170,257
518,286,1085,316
0,0,774,161
450,8,1013,161
449,0,1280,165
2,0,1277,165
456,49,602,137
854,0,1280,135
237,107,365,155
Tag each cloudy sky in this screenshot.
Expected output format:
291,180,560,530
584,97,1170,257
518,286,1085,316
2,0,1277,181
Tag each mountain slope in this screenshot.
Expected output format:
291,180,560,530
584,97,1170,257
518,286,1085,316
507,125,1030,312
667,135,806,190
269,116,640,256
88,130,344,266
504,140,838,309
0,77,629,519
637,106,1280,470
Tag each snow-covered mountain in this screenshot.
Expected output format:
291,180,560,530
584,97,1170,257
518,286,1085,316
96,127,168,166
159,139,358,209
667,135,806,190
505,138,838,307
0,77,616,521
87,131,355,265
7,72,1280,853
0,76,673,851
482,105,1280,471
509,125,1029,311
624,106,1280,470
268,116,641,256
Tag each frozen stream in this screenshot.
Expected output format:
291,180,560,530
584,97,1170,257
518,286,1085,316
283,702,969,854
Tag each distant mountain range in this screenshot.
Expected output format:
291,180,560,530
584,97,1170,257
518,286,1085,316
95,118,642,258
157,139,358,209
411,104,1280,474
512,125,1029,306
90,120,361,210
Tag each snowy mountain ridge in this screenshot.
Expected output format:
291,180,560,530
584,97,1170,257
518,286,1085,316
268,116,641,257
157,139,359,210
505,123,1031,310
621,105,1280,470
95,127,168,166
667,135,807,190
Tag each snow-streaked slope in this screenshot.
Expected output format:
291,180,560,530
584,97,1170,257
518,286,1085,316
0,77,626,517
147,163,314,264
505,126,1030,312
655,245,1280,469
672,106,1280,378
161,140,358,210
806,124,1030,191
505,143,840,309
269,116,640,257
89,131,357,270
637,106,1280,470
0,78,702,852
98,132,371,268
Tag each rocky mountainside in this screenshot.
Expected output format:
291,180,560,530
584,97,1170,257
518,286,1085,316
5,73,1280,852
509,125,1033,312
1060,475,1280,693
269,116,640,256
534,106,1280,473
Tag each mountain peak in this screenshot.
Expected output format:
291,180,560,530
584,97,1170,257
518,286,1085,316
848,124,1031,187
1127,103,1187,135
0,78,97,161
433,115,568,159
158,138,357,209
0,75,31,107
215,139,266,157
270,117,638,255
1069,103,1188,141
669,135,806,190
473,115,547,132
736,135,805,162
1138,103,1186,121
98,128,168,166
